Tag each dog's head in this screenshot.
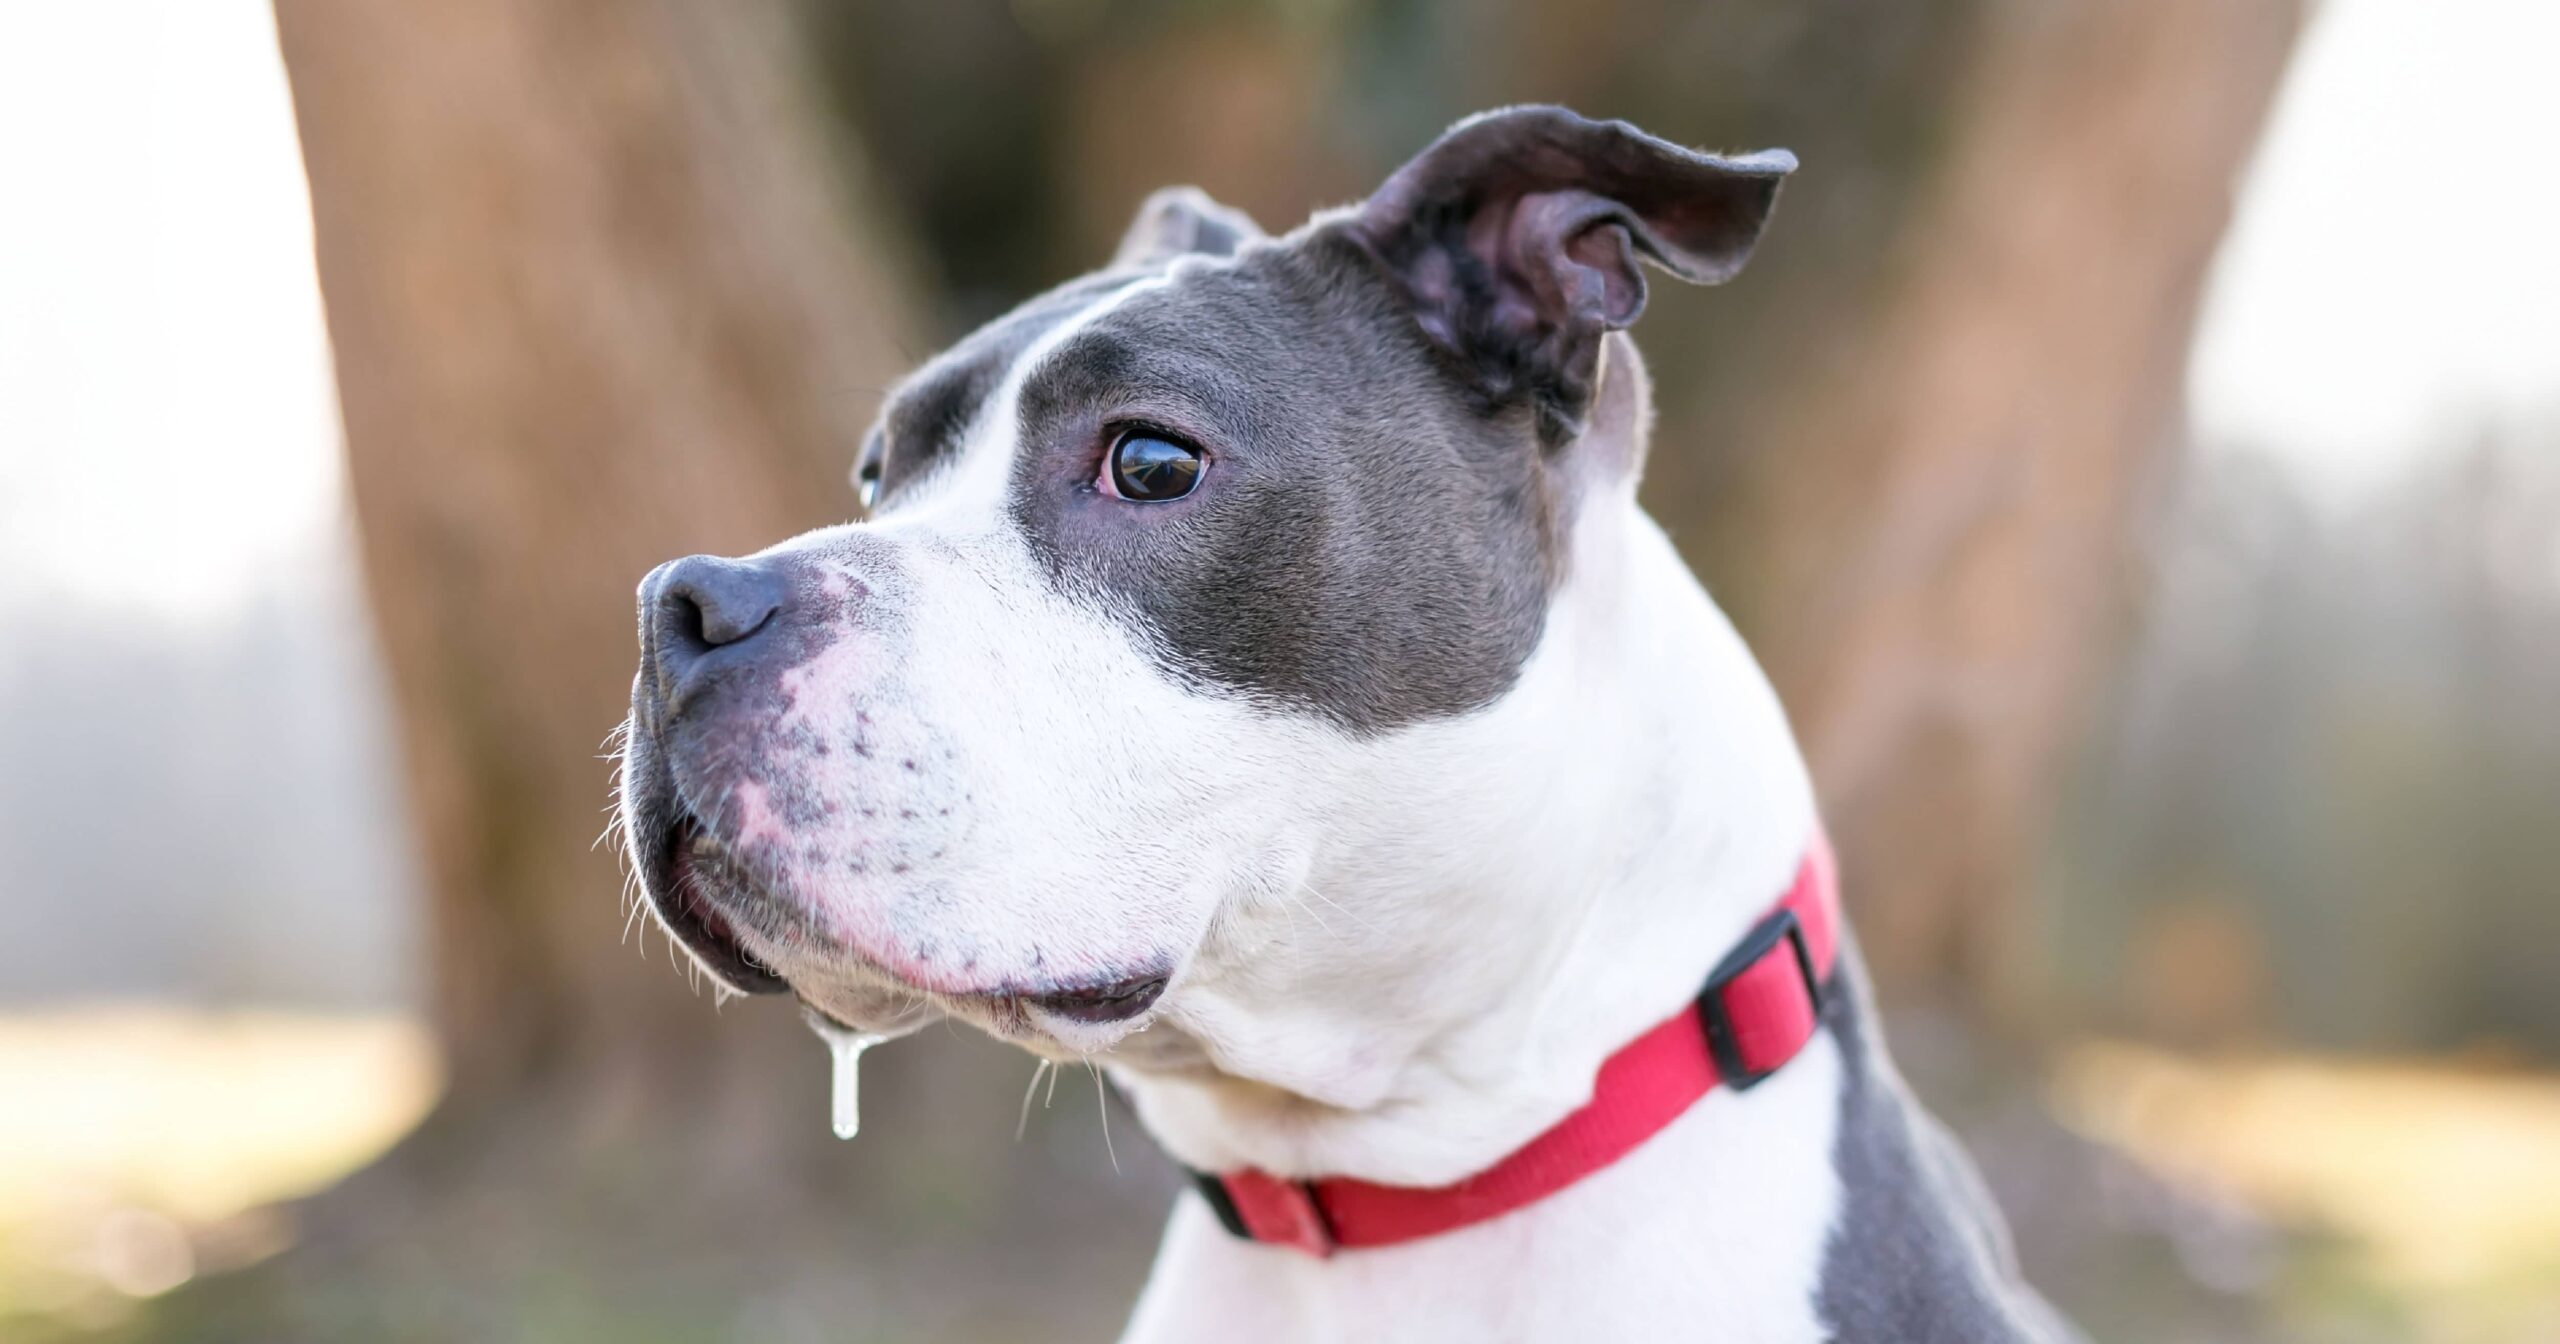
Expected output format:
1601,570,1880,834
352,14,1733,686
618,107,1791,1068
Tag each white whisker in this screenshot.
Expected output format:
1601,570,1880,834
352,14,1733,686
1016,1059,1053,1141
1088,1058,1119,1174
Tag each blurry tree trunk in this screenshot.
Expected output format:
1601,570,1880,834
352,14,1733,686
1673,0,2305,1017
252,11,1173,1337
274,0,911,1145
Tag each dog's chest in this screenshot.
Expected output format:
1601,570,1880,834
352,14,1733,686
1120,1033,1847,1344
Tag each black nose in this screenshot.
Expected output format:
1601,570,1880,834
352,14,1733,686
640,554,788,710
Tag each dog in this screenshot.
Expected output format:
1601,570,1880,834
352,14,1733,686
618,105,2078,1342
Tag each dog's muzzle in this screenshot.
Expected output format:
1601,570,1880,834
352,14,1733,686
621,551,813,995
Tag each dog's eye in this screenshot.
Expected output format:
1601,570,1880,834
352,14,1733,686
1104,429,1204,502
854,429,885,509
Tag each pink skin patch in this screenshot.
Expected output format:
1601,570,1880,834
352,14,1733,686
775,633,867,729
710,633,1028,997
726,778,790,849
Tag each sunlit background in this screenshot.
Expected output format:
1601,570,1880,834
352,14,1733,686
2,1,2555,1340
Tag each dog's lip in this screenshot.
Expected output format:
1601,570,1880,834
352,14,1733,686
628,741,1184,1020
1017,972,1170,1025
645,812,790,995
647,800,1177,1019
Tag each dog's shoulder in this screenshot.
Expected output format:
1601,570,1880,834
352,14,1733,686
1815,958,2086,1344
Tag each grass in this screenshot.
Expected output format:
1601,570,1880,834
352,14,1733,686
3,1005,2556,1342
2052,1040,2560,1342
0,1005,436,1336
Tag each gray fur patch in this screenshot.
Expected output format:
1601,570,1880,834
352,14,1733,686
862,271,1135,505
1002,227,1563,734
1816,941,2085,1343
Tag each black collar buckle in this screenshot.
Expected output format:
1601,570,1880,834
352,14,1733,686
1694,905,1825,1092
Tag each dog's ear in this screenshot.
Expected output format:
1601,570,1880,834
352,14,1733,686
1114,185,1266,268
1353,106,1794,443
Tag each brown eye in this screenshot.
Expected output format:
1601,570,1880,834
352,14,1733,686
1106,430,1204,502
854,428,885,509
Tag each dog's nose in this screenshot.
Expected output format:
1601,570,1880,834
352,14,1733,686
640,554,789,710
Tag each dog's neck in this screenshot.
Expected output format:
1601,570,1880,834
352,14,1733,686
1118,345,1822,1188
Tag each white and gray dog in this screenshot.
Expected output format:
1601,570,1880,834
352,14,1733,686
619,106,2076,1342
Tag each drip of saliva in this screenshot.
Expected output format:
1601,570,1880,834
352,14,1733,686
802,1009,889,1140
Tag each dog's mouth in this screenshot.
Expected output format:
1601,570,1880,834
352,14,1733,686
642,807,791,996
633,775,1177,1037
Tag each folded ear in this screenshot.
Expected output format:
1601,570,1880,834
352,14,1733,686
1114,185,1266,268
1352,106,1795,444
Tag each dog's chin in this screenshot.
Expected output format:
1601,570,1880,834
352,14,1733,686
634,813,939,1039
632,791,1183,1050
786,948,1180,1059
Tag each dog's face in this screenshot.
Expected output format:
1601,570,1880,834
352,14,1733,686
618,108,1790,1067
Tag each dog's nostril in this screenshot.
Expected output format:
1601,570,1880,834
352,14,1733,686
652,555,786,651
669,590,709,646
640,554,793,710
670,584,766,648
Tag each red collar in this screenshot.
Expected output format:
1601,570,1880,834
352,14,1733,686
1190,830,1840,1257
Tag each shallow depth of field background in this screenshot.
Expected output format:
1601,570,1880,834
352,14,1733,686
2,1,2556,1341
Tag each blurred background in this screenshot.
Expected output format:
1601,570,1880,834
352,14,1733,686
1,0,2554,1340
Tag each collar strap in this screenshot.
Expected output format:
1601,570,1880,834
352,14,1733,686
1189,830,1840,1257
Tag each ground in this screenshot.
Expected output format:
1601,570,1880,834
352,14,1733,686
3,1005,2553,1343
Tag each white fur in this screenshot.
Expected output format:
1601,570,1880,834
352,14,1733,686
1113,408,1840,1341
715,294,1842,1338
